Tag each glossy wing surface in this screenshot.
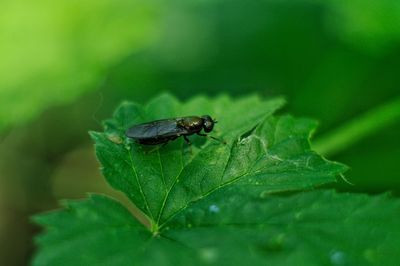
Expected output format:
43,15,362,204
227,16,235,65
126,119,187,140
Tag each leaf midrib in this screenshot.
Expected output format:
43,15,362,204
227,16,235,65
155,139,186,225
128,149,154,221
155,118,279,230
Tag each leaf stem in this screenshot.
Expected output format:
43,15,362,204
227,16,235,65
312,97,400,157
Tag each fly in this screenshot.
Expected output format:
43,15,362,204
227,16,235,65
126,115,224,145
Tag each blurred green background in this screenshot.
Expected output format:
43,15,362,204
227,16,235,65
1,0,399,265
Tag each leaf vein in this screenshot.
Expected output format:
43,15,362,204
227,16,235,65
127,149,155,221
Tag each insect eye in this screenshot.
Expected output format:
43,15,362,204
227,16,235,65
203,119,214,133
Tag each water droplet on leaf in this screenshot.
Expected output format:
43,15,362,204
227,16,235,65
200,248,218,263
208,204,220,213
330,250,347,266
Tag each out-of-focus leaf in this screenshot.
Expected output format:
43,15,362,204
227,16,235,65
325,0,400,52
0,0,157,131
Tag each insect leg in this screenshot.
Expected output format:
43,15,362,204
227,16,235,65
183,135,191,145
197,133,227,144
183,136,193,155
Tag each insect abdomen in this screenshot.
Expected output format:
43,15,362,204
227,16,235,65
137,136,177,145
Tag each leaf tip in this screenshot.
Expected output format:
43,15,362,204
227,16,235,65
88,131,102,141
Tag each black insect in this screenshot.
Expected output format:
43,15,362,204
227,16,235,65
126,115,223,145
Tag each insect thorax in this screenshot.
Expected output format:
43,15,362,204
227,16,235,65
179,117,203,131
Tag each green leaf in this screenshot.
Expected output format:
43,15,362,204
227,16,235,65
33,94,399,265
33,191,400,266
89,94,346,229
167,189,400,266
32,194,197,266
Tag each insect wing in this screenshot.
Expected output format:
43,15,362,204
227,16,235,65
126,123,158,139
156,120,188,136
126,119,187,140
